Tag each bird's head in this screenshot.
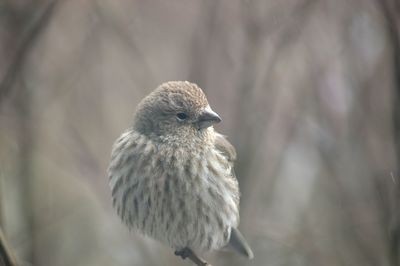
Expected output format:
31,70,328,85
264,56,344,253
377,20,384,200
133,81,221,141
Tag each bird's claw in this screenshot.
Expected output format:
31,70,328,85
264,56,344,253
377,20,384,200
174,247,192,260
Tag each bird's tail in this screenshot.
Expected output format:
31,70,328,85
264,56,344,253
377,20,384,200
228,227,254,259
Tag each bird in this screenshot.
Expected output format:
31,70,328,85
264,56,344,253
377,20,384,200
108,81,253,264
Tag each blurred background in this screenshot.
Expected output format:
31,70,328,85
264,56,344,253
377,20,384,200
1,0,400,265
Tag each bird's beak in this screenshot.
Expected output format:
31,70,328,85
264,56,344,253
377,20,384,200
197,105,222,129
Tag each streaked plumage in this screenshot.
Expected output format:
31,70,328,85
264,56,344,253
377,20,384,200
108,81,253,260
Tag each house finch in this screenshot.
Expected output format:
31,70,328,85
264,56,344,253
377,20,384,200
108,81,253,262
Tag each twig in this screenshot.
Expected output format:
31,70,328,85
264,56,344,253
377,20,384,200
187,251,211,266
0,227,18,266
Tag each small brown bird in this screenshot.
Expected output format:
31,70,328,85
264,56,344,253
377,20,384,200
108,81,253,263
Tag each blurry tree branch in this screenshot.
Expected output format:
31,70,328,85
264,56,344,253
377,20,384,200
0,0,58,104
0,227,17,266
0,1,59,265
378,0,400,264
0,1,58,265
237,0,317,210
93,1,155,88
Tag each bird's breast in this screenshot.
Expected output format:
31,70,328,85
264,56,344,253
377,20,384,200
109,130,240,251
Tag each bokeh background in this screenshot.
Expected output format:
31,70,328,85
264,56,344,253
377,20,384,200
1,0,400,265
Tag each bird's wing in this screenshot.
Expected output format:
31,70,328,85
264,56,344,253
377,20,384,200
215,133,239,184
214,133,237,164
215,134,254,259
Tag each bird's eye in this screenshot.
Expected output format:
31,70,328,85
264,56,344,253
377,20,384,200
176,112,188,120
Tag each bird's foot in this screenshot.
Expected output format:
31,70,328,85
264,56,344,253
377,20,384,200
174,248,211,266
174,247,193,260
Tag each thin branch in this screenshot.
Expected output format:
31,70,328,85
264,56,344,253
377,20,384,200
187,252,211,266
0,227,18,266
